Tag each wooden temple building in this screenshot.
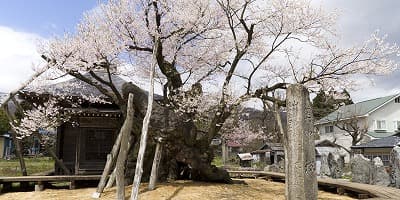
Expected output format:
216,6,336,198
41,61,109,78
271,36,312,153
55,110,122,175
20,73,129,175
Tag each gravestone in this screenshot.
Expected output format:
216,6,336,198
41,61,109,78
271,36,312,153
277,160,285,173
328,153,344,179
319,155,330,177
390,146,400,188
351,154,371,184
285,84,317,200
371,157,390,186
264,164,280,172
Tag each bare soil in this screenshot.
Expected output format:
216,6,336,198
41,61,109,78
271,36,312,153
0,179,354,200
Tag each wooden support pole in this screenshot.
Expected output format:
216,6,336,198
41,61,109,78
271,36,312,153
92,129,123,198
285,84,317,200
105,167,117,189
3,104,27,177
35,133,71,175
148,137,163,190
115,94,135,200
130,32,160,200
221,138,227,166
9,130,27,176
47,146,71,175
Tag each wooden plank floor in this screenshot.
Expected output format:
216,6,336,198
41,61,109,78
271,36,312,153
228,170,400,199
0,175,101,182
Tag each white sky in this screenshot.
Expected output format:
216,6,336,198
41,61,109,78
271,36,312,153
0,26,42,92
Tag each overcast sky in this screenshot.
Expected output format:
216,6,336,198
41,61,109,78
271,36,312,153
0,1,399,102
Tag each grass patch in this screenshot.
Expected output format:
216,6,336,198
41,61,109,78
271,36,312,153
0,157,54,176
212,156,223,167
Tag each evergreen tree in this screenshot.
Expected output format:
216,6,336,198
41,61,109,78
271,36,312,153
0,108,10,134
312,89,353,120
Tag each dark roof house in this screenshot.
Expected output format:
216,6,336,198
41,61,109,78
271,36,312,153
351,133,400,149
351,133,400,166
251,143,284,165
315,94,400,163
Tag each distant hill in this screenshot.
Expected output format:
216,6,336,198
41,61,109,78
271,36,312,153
0,92,7,105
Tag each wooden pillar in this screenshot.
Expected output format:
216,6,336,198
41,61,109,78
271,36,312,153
69,181,76,190
285,84,317,200
74,132,81,175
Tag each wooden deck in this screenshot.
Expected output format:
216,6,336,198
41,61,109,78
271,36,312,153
0,175,101,182
0,175,102,192
228,170,400,199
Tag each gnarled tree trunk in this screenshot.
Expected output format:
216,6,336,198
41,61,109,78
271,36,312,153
121,82,232,184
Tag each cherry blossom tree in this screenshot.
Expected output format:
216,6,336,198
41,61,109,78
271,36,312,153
13,0,400,195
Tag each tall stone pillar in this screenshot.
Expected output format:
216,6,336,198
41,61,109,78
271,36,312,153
285,84,317,200
222,138,227,166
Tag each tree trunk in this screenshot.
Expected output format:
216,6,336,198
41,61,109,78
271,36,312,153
130,34,159,200
121,81,233,184
285,84,317,200
148,138,163,190
116,93,135,200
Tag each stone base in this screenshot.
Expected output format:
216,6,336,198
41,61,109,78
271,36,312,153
34,183,44,192
91,192,101,198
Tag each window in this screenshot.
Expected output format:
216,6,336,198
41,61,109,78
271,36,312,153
376,120,386,130
365,154,391,166
394,121,400,130
84,129,115,161
324,125,334,133
395,97,400,103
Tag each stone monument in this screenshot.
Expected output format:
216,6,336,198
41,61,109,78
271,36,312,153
285,84,317,200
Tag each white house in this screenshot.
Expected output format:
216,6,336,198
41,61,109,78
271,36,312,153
315,94,400,163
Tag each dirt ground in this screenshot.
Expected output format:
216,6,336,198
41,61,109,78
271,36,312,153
0,179,354,200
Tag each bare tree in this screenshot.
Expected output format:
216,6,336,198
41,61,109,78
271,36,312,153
333,115,368,154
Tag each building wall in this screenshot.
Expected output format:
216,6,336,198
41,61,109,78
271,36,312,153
368,99,400,136
56,115,121,175
317,118,370,163
362,148,392,166
317,98,400,162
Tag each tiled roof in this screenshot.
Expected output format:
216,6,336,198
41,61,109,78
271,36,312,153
367,131,397,138
316,94,399,124
23,72,163,101
351,133,400,149
260,143,283,150
237,153,253,160
25,72,127,98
